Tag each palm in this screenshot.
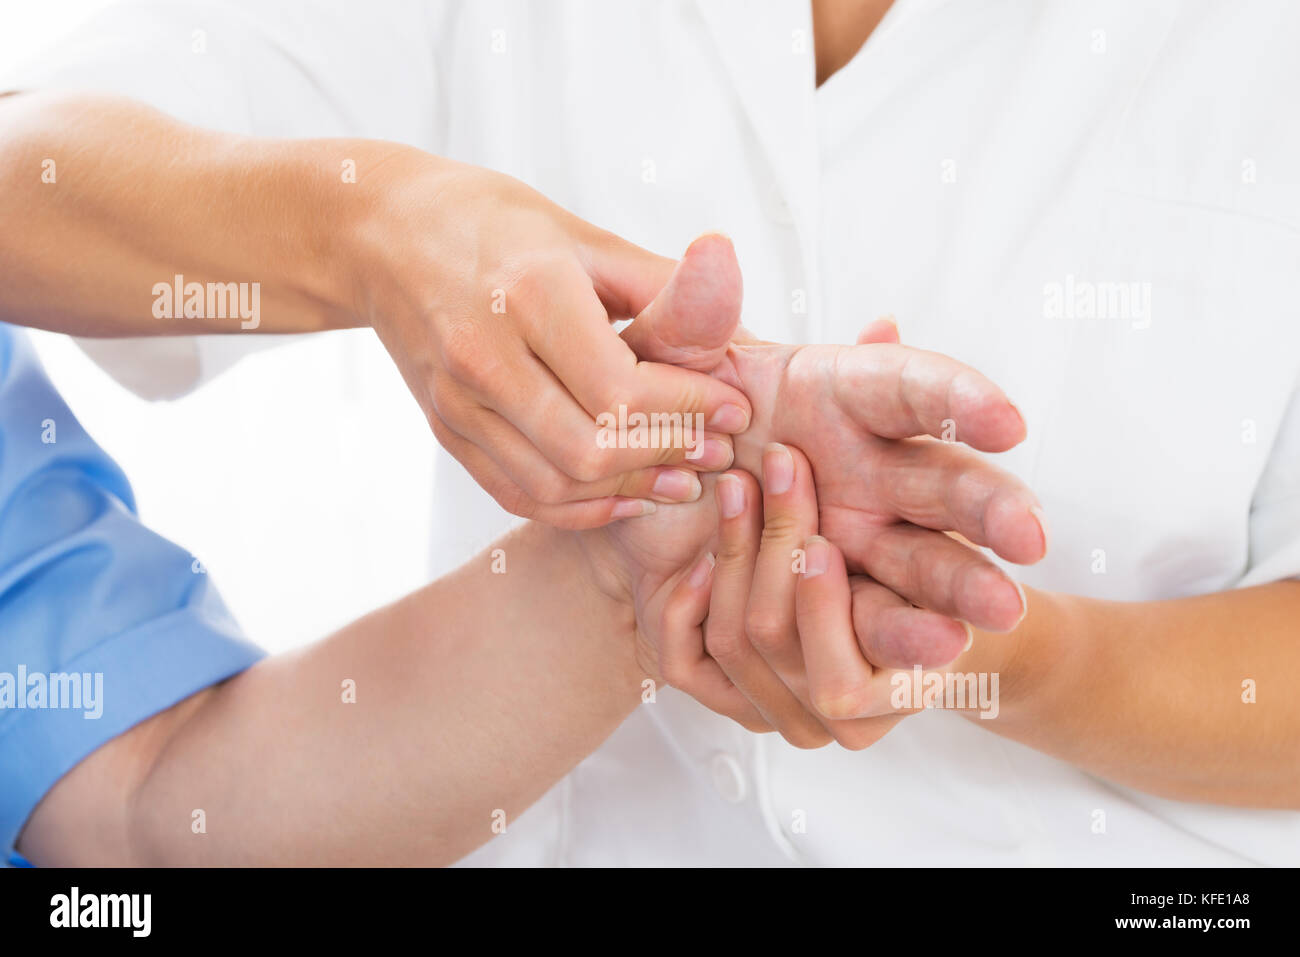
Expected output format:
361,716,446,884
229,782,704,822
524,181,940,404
621,235,1045,632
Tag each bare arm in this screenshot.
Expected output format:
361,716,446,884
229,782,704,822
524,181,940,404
17,522,642,866
971,582,1300,808
0,91,371,336
0,90,753,526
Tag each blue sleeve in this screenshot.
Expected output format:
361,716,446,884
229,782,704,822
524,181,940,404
0,324,266,862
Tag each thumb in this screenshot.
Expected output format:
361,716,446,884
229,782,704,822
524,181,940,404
619,232,743,372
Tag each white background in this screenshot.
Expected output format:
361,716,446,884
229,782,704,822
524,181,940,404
1,0,437,654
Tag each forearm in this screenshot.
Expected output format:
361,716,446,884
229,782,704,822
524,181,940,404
969,582,1300,807
0,91,419,336
19,522,641,866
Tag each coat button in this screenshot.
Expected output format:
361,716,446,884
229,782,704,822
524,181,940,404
709,752,748,804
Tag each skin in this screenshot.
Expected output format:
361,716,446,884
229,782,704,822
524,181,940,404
812,0,898,85
625,234,1300,805
16,448,816,865
21,441,1298,867
0,90,750,527
0,86,1049,737
785,536,1300,808
8,0,1297,854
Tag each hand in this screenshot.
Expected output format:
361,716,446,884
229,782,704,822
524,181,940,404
348,153,754,527
790,533,1027,747
575,466,824,746
624,235,1047,638
603,441,1021,750
577,438,966,748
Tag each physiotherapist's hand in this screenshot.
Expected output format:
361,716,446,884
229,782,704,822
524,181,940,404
791,532,1031,746
575,463,834,747
347,152,753,528
649,444,975,749
623,235,1047,637
634,448,1021,749
576,441,962,749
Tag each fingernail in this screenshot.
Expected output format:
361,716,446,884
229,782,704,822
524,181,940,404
716,473,745,518
707,403,749,433
686,438,734,469
611,499,656,520
1013,580,1028,627
763,442,794,495
652,469,701,502
1029,505,1050,556
962,621,975,653
1009,401,1028,432
802,536,830,577
688,551,716,588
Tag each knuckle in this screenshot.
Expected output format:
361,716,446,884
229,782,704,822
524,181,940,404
428,372,465,423
715,535,755,566
760,513,803,544
832,726,882,752
520,469,574,507
439,329,485,386
659,590,698,637
504,256,574,313
703,628,746,663
562,443,611,483
783,722,835,750
736,715,774,734
493,483,538,520
658,655,694,691
745,611,789,654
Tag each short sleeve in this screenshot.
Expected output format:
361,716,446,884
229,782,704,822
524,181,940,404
0,0,442,398
0,324,266,861
1239,376,1300,587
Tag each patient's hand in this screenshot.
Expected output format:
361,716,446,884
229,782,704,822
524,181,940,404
577,465,838,747
580,442,984,750
623,235,1045,635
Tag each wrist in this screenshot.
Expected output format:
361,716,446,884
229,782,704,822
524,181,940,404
958,585,1073,726
530,523,643,691
329,142,467,331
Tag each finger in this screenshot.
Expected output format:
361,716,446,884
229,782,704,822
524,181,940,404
440,400,709,506
467,347,737,480
848,521,1028,632
867,437,1049,564
848,576,972,672
619,232,742,373
796,536,877,719
829,343,1027,452
745,443,820,679
727,461,899,751
514,259,753,439
580,226,677,321
789,549,917,748
431,412,657,528
855,316,900,345
659,549,771,732
705,470,832,749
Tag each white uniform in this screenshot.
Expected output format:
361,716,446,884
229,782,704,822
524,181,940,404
8,0,1300,865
